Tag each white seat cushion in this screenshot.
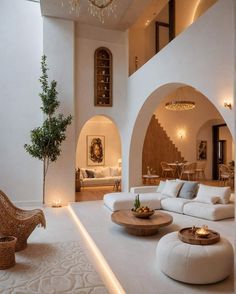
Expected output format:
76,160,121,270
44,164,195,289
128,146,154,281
160,198,192,214
183,201,234,220
103,192,161,212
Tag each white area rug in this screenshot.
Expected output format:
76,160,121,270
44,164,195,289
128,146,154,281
0,241,108,294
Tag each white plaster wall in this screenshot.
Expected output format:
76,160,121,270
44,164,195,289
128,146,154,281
76,116,121,168
0,0,43,203
126,0,234,190
75,23,128,181
43,17,75,205
75,24,128,139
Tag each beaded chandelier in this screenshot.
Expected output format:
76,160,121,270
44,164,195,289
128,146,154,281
62,0,116,23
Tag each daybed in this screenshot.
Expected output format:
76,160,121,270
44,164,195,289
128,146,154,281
80,166,121,187
103,180,234,221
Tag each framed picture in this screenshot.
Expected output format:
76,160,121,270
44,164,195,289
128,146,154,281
197,140,207,160
87,135,105,166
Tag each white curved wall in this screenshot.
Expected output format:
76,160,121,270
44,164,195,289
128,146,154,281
0,0,43,204
125,0,234,189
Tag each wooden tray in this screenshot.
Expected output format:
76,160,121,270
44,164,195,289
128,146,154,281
178,227,220,245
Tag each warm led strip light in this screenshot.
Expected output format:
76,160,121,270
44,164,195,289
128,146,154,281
68,205,125,294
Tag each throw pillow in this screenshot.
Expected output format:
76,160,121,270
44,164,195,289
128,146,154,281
94,170,104,178
156,181,166,193
176,179,198,199
102,166,110,177
86,169,95,178
110,167,119,177
80,168,87,179
161,180,183,198
195,184,231,204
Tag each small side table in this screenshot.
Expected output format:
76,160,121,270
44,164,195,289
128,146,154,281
142,175,159,185
113,179,121,191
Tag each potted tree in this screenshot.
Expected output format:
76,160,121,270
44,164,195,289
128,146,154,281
24,55,72,204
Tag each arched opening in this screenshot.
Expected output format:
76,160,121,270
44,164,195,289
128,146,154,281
130,84,234,189
75,115,122,201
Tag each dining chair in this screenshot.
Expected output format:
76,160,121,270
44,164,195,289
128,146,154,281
160,162,175,178
218,164,234,187
180,162,197,181
195,162,206,180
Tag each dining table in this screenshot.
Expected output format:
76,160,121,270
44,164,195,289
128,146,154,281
167,162,185,178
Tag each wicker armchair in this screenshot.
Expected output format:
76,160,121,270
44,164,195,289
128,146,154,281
0,190,46,251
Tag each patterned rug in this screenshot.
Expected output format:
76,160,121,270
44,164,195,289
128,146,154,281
0,241,108,293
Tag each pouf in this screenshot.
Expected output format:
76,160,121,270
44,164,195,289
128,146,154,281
156,231,233,284
103,192,161,212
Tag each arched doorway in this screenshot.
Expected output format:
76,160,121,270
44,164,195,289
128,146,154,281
75,115,122,201
129,84,234,189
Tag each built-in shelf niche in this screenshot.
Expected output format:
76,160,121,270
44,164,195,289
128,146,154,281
94,47,112,107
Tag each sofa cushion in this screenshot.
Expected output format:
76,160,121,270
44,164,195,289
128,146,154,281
183,201,235,221
82,176,120,187
102,166,111,177
94,170,104,178
103,192,161,212
86,169,95,178
161,180,183,198
80,168,87,179
110,167,120,177
161,198,192,214
139,192,167,201
195,184,231,204
176,179,198,199
130,186,158,194
157,181,166,193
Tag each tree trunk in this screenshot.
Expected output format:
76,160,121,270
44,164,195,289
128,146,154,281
43,159,46,204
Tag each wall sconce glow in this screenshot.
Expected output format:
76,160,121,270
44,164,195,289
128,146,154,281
52,199,62,208
145,19,150,26
117,158,122,166
178,130,185,139
224,101,232,110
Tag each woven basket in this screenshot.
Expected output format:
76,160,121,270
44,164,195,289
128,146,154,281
0,236,17,269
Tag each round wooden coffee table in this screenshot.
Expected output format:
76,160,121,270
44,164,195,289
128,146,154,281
111,210,173,236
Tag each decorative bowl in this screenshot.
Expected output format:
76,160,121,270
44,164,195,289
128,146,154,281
132,210,155,219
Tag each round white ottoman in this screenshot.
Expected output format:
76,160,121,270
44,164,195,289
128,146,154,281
156,231,233,284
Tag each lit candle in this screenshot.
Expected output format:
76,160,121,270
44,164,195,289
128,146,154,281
52,199,62,208
196,225,209,237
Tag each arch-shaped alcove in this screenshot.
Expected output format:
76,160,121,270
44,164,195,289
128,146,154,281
129,82,234,189
76,115,122,196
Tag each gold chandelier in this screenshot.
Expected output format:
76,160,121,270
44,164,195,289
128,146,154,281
62,0,116,23
165,87,196,111
165,101,195,111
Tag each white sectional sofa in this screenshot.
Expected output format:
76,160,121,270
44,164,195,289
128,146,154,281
103,180,234,221
80,166,121,187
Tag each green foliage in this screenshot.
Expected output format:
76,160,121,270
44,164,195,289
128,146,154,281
134,194,140,210
24,54,72,170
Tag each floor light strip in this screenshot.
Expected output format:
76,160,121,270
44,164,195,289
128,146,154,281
68,205,125,294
